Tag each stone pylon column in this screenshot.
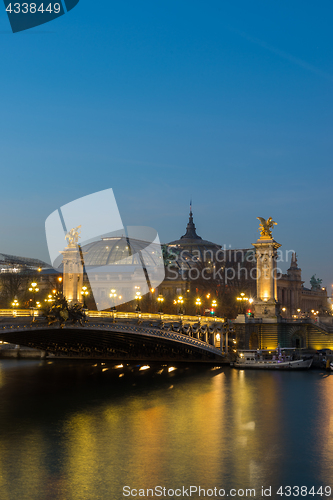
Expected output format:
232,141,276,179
252,218,281,319
61,244,84,304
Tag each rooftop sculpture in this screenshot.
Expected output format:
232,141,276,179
65,225,81,247
310,275,323,290
257,217,277,239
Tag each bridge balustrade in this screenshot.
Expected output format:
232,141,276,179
0,309,225,323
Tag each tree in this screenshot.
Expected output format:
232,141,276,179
0,270,33,307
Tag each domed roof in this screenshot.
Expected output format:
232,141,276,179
82,236,162,267
168,207,221,261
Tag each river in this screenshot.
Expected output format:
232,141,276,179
0,360,332,500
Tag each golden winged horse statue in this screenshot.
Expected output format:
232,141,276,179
257,217,277,239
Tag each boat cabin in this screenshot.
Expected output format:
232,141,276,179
237,349,297,364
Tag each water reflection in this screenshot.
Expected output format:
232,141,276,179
0,361,332,499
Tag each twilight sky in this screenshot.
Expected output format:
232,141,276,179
0,1,332,289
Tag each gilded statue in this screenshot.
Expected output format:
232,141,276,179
257,217,277,239
65,225,81,247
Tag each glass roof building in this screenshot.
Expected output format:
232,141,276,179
82,236,162,268
80,234,164,310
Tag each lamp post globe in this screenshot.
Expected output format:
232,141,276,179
177,295,184,315
81,286,89,308
135,291,142,312
195,297,202,316
157,294,164,314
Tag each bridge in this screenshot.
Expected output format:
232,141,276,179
0,310,232,362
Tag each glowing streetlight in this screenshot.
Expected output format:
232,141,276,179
157,294,164,313
81,285,89,308
29,282,39,293
28,282,40,320
236,292,250,314
135,291,142,312
177,295,184,315
236,292,249,301
11,298,19,316
195,297,202,315
45,294,54,303
109,288,117,311
211,299,217,316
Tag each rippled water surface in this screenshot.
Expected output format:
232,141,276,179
0,360,332,500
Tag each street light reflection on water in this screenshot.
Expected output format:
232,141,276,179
0,361,332,499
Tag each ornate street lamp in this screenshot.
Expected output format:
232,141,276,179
135,291,142,312
11,298,19,316
45,294,54,304
236,292,250,314
29,282,39,294
109,288,117,313
177,295,184,315
81,286,89,308
195,297,202,316
211,299,217,316
157,294,164,314
29,282,39,321
236,292,249,301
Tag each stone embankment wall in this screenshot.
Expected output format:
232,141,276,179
0,344,45,359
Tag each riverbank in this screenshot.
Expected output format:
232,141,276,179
0,344,45,359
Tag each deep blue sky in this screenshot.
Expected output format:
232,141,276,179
0,1,332,289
